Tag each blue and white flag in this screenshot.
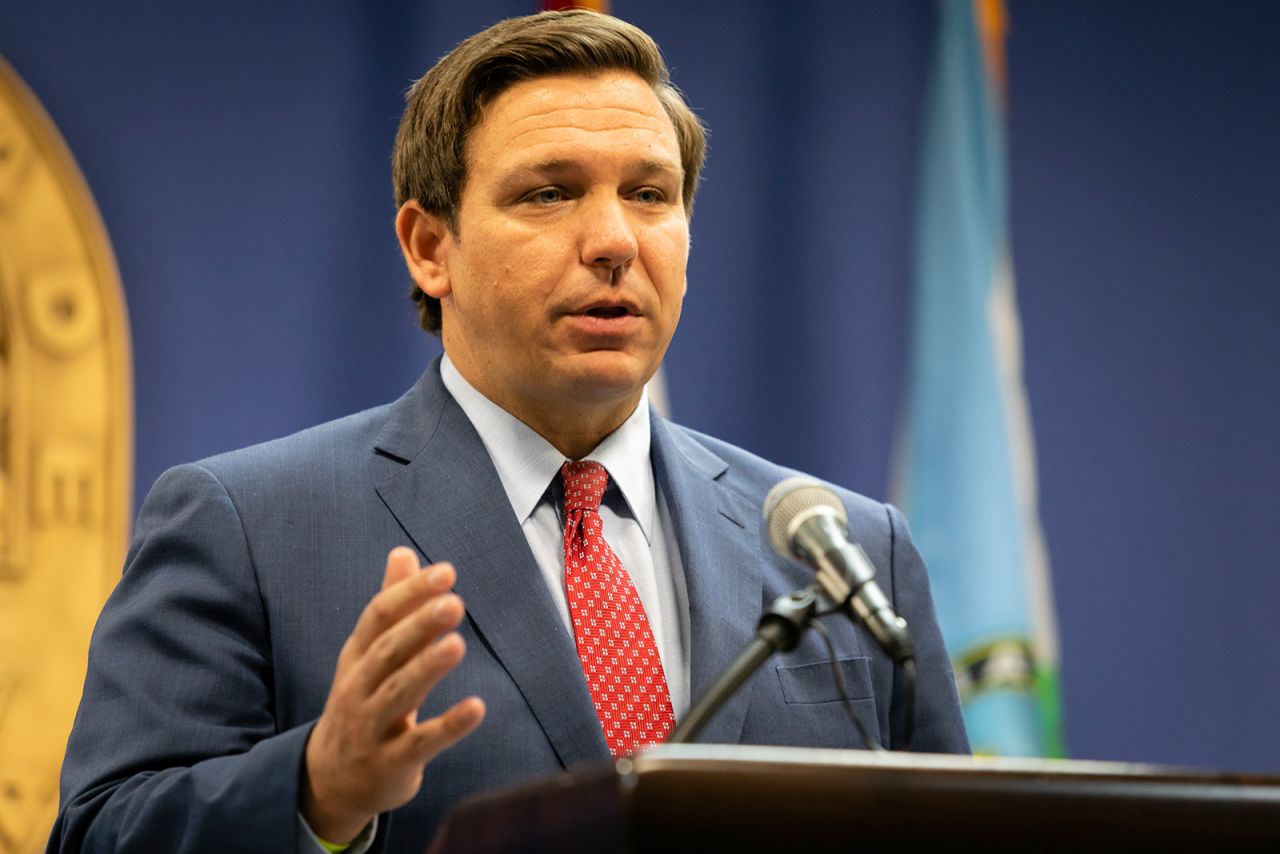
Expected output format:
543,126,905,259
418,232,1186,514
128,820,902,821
897,0,1063,757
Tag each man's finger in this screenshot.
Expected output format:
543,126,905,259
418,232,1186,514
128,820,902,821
351,594,465,701
401,696,486,768
368,631,468,734
382,546,421,591
348,561,456,655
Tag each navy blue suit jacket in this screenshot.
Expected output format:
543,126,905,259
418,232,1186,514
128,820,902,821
52,361,968,852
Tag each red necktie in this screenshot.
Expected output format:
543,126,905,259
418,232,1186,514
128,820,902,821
560,460,675,757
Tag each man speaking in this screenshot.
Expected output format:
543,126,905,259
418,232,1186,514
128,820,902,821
51,10,968,853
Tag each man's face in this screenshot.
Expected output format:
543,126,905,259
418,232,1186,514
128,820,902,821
426,71,689,426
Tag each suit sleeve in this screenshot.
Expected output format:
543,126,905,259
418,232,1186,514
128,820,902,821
50,463,317,853
884,503,971,754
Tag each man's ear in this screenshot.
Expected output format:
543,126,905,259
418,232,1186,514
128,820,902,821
395,201,453,299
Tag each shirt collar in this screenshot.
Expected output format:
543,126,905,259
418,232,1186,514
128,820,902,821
440,354,656,540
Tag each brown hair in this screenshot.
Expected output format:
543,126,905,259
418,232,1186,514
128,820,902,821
392,9,708,334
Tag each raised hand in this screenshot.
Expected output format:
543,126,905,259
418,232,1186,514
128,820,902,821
300,547,486,843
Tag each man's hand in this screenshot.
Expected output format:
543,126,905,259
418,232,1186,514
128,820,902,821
301,547,486,843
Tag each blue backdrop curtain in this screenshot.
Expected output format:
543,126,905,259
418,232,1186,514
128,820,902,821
2,0,1278,773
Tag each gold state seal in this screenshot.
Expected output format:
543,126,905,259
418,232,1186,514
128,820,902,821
0,56,131,853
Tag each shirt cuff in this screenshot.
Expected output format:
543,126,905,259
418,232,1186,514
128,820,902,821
297,811,377,854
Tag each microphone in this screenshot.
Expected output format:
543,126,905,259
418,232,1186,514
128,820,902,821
763,478,915,664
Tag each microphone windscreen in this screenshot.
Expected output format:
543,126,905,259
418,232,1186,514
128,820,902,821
762,477,848,559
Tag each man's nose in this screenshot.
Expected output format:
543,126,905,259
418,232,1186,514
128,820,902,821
579,196,638,279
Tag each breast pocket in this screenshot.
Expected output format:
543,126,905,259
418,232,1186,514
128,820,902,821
776,657,874,704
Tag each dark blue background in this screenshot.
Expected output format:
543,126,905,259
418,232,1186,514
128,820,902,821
3,1,1277,772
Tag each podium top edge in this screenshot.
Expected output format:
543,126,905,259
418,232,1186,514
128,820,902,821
632,743,1267,784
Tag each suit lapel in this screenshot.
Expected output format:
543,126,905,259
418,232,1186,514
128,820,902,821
650,416,762,746
373,364,608,767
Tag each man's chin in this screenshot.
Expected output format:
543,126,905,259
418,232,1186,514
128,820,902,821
556,352,657,402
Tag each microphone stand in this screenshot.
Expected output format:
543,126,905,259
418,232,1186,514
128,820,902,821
669,582,913,750
668,586,819,745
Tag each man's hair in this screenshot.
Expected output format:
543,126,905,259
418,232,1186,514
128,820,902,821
392,9,708,334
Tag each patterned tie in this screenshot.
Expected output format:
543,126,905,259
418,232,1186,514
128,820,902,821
560,460,675,757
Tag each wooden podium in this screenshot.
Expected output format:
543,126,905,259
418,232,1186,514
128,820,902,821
428,744,1280,851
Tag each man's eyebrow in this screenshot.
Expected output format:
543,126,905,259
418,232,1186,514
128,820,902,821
633,159,684,178
498,157,683,183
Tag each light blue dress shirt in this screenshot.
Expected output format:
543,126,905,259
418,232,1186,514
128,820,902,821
439,355,691,717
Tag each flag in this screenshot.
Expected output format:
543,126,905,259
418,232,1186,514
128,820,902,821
542,1,610,11
897,0,1063,757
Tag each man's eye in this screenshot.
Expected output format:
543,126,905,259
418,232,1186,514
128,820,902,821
632,188,665,204
528,188,564,204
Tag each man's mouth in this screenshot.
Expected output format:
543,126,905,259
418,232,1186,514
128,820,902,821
584,306,630,319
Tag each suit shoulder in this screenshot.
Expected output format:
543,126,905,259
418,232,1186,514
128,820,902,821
201,404,393,475
141,403,400,513
659,419,890,528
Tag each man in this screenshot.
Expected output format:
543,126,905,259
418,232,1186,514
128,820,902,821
52,10,967,853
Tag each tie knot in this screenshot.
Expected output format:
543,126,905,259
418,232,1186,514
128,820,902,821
560,460,609,513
